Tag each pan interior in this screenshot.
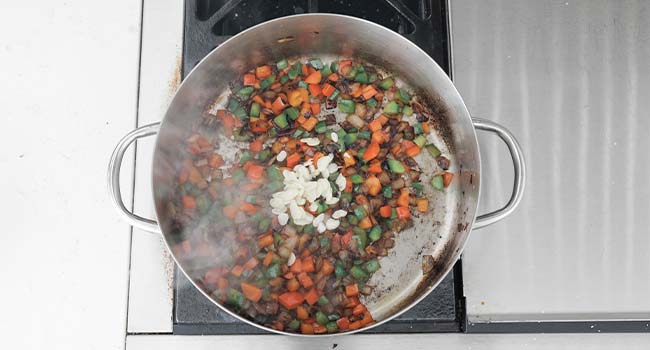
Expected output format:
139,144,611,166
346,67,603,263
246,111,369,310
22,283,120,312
152,14,480,331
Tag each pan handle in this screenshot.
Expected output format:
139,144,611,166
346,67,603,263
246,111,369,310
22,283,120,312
107,123,161,234
472,118,526,229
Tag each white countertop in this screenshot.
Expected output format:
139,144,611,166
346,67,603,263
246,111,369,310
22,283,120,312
126,334,650,350
3,1,649,349
0,1,141,349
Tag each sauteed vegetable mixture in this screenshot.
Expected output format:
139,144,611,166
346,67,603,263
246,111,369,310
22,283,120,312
171,57,453,334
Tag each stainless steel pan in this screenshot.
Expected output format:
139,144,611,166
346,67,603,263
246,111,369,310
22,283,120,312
108,14,525,335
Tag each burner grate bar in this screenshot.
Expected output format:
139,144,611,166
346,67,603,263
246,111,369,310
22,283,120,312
386,0,422,24
202,0,245,30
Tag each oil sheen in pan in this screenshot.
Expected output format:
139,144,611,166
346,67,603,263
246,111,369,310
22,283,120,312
201,55,456,322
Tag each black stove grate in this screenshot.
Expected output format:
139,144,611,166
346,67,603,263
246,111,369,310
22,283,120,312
182,0,449,77
175,0,461,335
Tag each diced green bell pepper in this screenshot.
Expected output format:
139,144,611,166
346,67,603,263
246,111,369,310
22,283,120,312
340,192,353,205
258,217,271,232
317,201,329,214
431,175,444,191
344,132,358,145
237,86,254,98
287,319,300,330
273,113,289,129
266,165,282,181
317,295,329,306
250,102,261,117
288,64,300,79
383,101,400,115
257,149,271,161
369,226,382,242
354,72,368,83
413,135,427,148
227,98,240,112
267,180,283,192
196,195,210,213
350,265,368,280
181,182,194,194
326,322,338,333
265,263,281,278
232,129,251,142
338,99,355,113
316,311,329,325
397,88,411,102
320,65,332,77
239,150,251,165
315,121,327,133
357,148,366,160
353,205,367,219
365,259,380,273
251,212,264,222
335,262,347,278
285,107,300,120
413,122,423,135
425,144,441,158
226,288,245,307
310,58,324,70
291,129,304,139
411,181,423,196
260,75,276,89
233,107,248,120
274,233,283,247
350,174,363,184
330,61,339,73
358,130,371,140
352,228,367,250
319,237,330,249
387,159,405,173
276,58,288,70
378,77,394,90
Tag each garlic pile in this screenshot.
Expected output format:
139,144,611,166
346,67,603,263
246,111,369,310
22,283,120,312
269,154,348,233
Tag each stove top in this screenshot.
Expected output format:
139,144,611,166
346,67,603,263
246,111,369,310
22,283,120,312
174,0,463,335
182,0,450,76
